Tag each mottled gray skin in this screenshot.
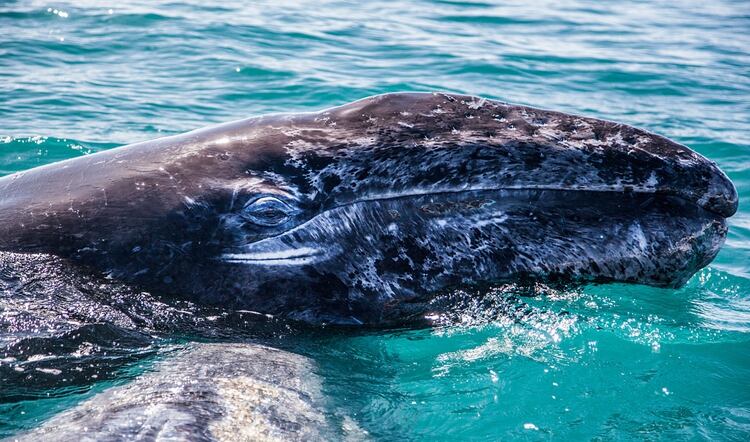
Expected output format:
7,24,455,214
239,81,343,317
15,343,358,442
0,93,738,324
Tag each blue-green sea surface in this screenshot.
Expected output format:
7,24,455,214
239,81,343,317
1,0,749,440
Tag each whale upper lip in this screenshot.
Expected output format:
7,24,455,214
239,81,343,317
322,92,739,220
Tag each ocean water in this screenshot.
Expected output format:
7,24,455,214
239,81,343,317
1,0,750,440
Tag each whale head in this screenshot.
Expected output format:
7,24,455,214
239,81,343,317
0,93,737,324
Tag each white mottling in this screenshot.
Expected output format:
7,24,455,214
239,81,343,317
470,214,508,228
467,98,486,109
629,222,648,251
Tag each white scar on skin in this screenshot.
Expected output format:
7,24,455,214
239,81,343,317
221,246,322,266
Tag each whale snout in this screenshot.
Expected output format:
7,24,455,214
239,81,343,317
321,93,739,223
700,166,738,218
631,138,738,219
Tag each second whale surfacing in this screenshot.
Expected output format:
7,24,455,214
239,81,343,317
0,93,738,325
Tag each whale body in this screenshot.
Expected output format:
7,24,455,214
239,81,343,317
15,343,358,441
0,93,737,324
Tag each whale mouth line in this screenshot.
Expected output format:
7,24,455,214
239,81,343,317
220,247,322,266
341,184,734,219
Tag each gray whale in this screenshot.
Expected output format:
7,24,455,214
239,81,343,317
0,93,737,324
14,343,364,442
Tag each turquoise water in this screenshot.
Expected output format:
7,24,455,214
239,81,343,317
1,0,750,439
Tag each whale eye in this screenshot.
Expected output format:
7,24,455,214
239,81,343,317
242,196,293,226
